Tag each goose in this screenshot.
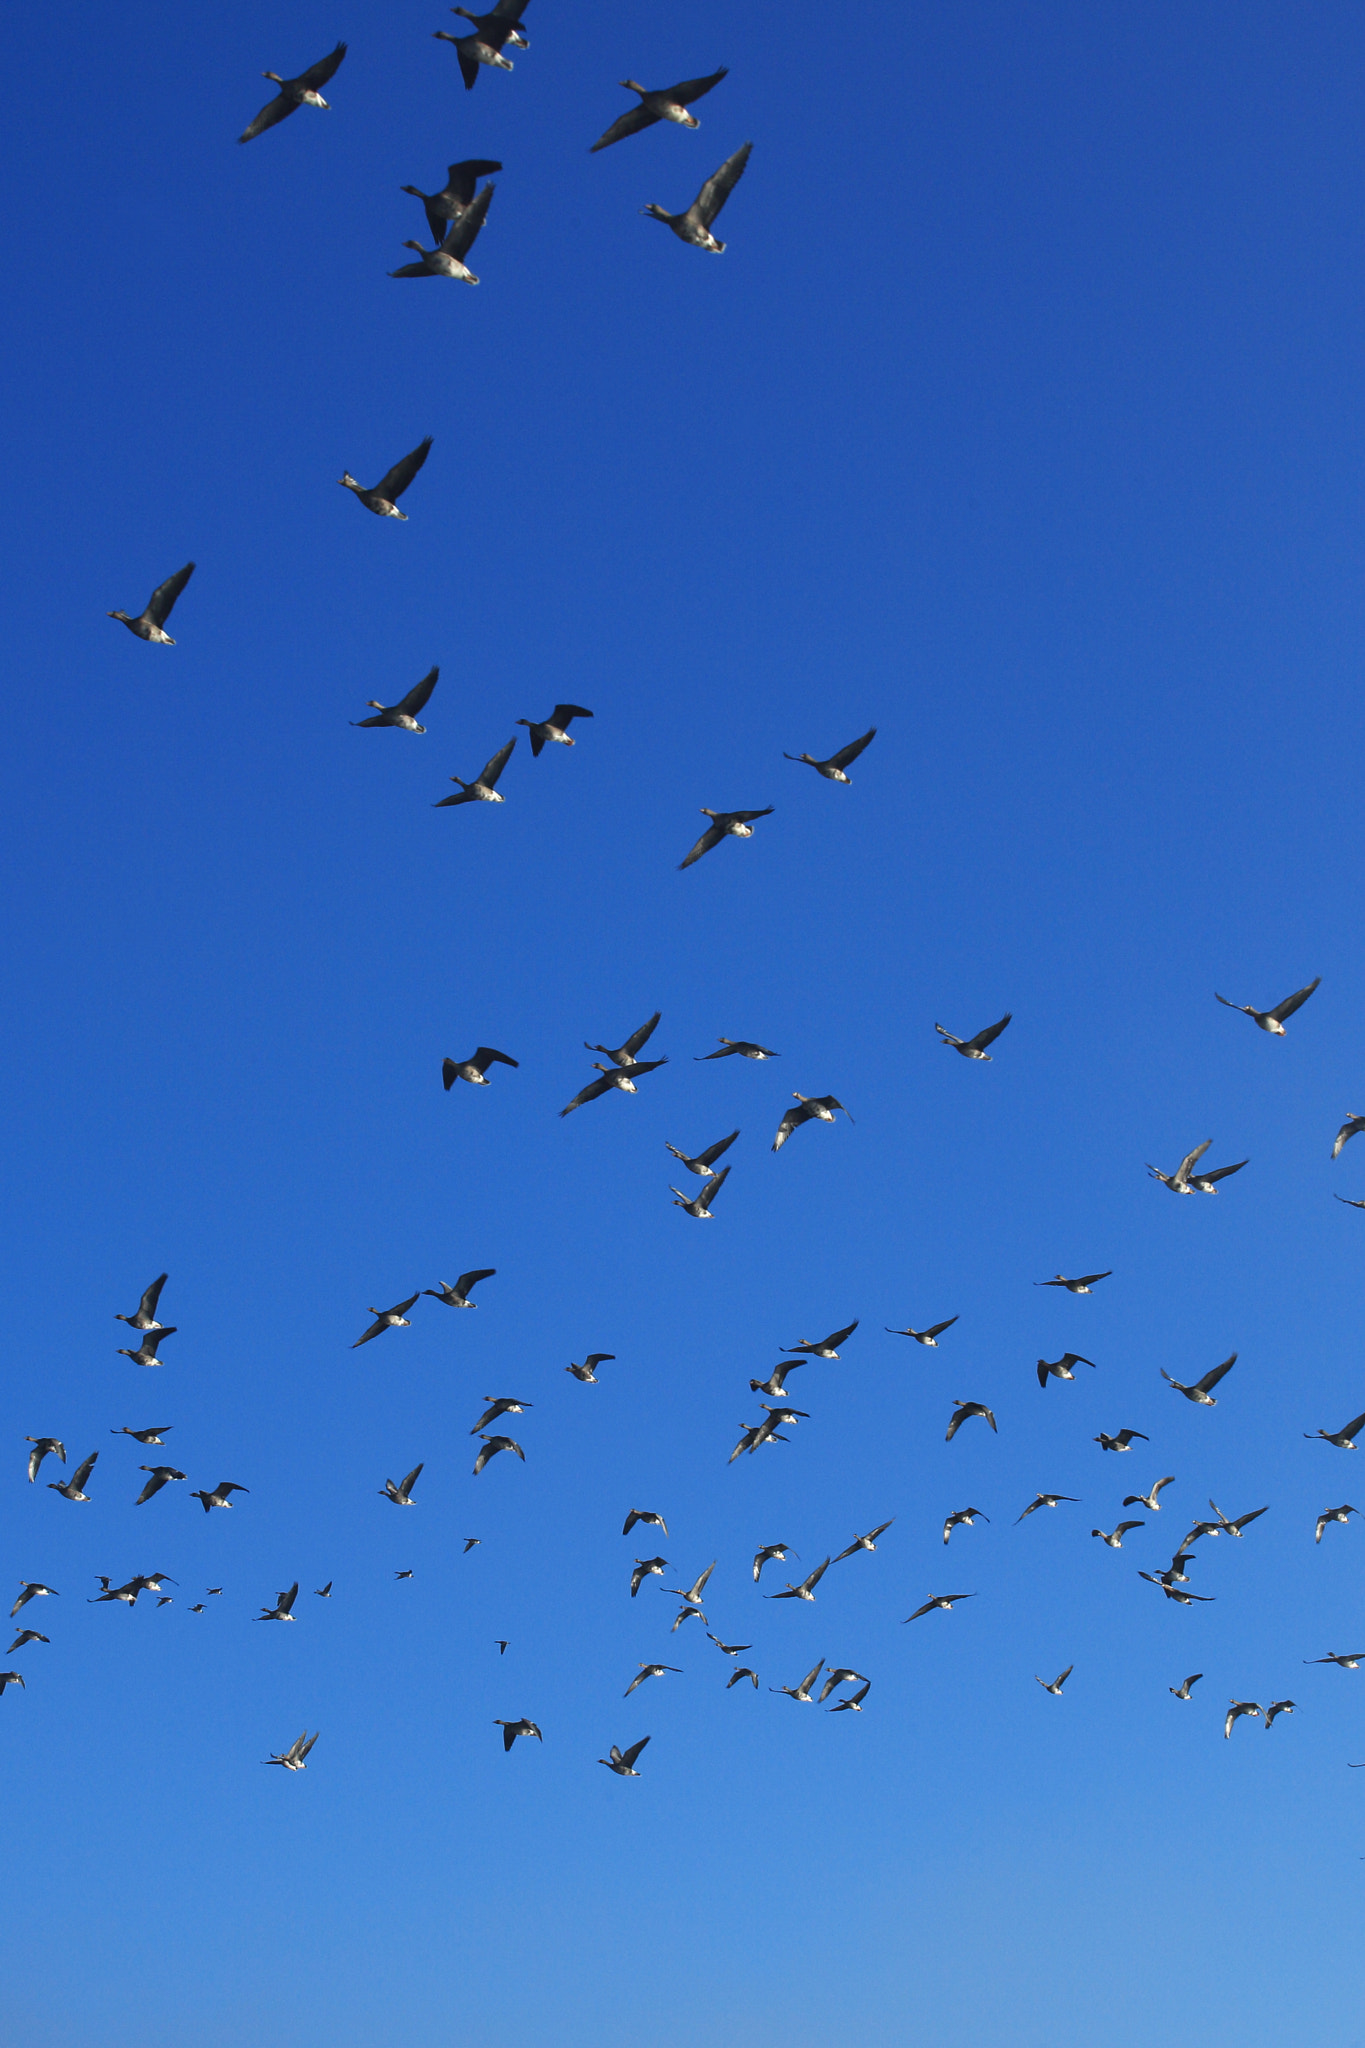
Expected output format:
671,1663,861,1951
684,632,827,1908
25,1438,64,1483
1035,1667,1074,1696
727,1666,761,1690
451,0,530,50
473,1433,524,1475
434,740,517,806
433,11,524,90
190,1480,248,1512
134,1465,185,1505
187,1604,206,1613
667,1563,715,1610
351,668,439,731
1264,1699,1296,1726
1187,1157,1248,1194
117,1328,177,1366
747,1403,809,1451
1038,1353,1096,1386
629,1557,668,1597
643,141,751,252
1304,1409,1365,1449
1215,977,1320,1034
89,1578,140,1607
108,568,194,644
1304,1650,1364,1669
770,1660,825,1703
670,1604,707,1633
1155,1552,1196,1584
599,1737,650,1777
695,1038,778,1060
1094,1428,1148,1452
1176,1519,1225,1549
1161,1355,1236,1405
1332,1114,1365,1159
1146,1140,1210,1193
903,1592,976,1620
706,1635,751,1656
785,1321,858,1360
256,1583,299,1622
494,1718,542,1750
622,1508,668,1537
678,800,772,866
425,1269,496,1307
380,1464,423,1506
1016,1493,1080,1523
753,1542,795,1582
11,1585,58,1618
1315,1504,1359,1542
464,1539,480,1553
623,1664,681,1699
48,1452,98,1503
1169,1673,1202,1699
470,1396,531,1433
0,1673,25,1695
7,1631,48,1653
353,1296,419,1348
730,1420,779,1459
443,1047,518,1087
264,1731,319,1771
1207,1499,1268,1537
1138,1572,1214,1604
1225,1700,1262,1737
591,68,728,151
116,1274,169,1331
670,1167,729,1218
935,1013,1011,1059
339,438,432,519
566,1353,615,1382
766,1558,830,1602
783,728,877,783
590,1012,662,1069
888,1317,958,1346
946,1400,996,1441
1122,1476,1176,1512
238,43,346,142
401,158,502,247
772,1093,853,1152
832,1521,894,1562
943,1507,989,1544
110,1425,172,1446
561,1059,667,1116
389,188,493,283
315,1583,333,1597
517,704,593,755
1035,1272,1111,1293
495,1640,507,1653
828,1679,871,1712
817,1668,870,1702
749,1360,803,1396
1091,1521,1144,1548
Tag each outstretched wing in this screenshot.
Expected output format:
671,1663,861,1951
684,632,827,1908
238,88,293,144
591,103,659,152
824,1321,859,1347
830,726,877,771
696,1129,739,1167
672,66,729,107
1175,1139,1213,1184
966,1013,1012,1053
455,1268,496,1295
771,1103,809,1151
701,1166,729,1204
618,1012,661,1061
692,140,752,228
400,1464,424,1496
1076,1272,1112,1286
621,1736,650,1769
1269,976,1321,1022
373,437,433,503
446,157,503,203
1200,1159,1247,1184
395,667,439,718
679,820,725,869
295,42,348,93
560,1074,613,1116
472,1047,518,1071
144,567,194,628
479,738,516,787
138,1274,169,1319
1196,1354,1237,1394
444,181,494,261
70,1452,99,1490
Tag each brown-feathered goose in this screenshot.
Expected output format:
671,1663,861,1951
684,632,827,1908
264,1730,319,1770
1036,1667,1074,1696
943,1507,988,1544
352,668,438,731
1038,1353,1096,1387
1225,1700,1261,1736
590,1012,661,1068
424,1268,496,1306
117,1328,177,1367
695,1038,777,1060
624,1663,682,1698
1035,1272,1111,1293
494,1717,541,1749
590,69,727,151
935,1013,1011,1059
566,1354,615,1383
433,5,525,89
238,44,347,143
390,185,494,283
401,159,502,248
785,1321,857,1359
643,141,751,252
770,1660,824,1702
116,1274,169,1331
678,803,772,868
1304,1408,1365,1448
352,1296,419,1347
1315,1504,1360,1542
471,1396,530,1432
623,1508,668,1537
48,1452,98,1503
517,705,593,755
783,728,876,782
339,438,432,519
1215,977,1320,1034
670,1167,729,1218
25,1439,64,1484
1016,1493,1080,1523
945,1400,996,1441
191,1481,248,1512
887,1317,958,1346
666,1129,739,1177
11,1584,57,1619
0,1672,26,1694
108,566,194,645
560,1059,667,1116
1094,1428,1147,1451
256,1583,299,1622
134,1465,186,1505
433,738,516,805
599,1737,650,1776
380,1464,423,1506
903,1592,975,1621
110,1425,172,1445
473,1433,524,1475
1161,1355,1236,1405
771,1093,853,1152
443,1047,518,1087
8,1631,48,1652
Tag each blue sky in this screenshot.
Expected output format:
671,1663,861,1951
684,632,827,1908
4,3,1365,2043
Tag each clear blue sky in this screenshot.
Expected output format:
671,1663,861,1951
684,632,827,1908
5,4,1365,2044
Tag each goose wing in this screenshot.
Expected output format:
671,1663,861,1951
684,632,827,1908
1199,1158,1247,1184
620,1736,650,1769
69,1452,99,1491
829,726,877,771
1075,1272,1112,1287
471,1047,518,1071
1268,976,1321,1022
295,42,347,93
823,1321,859,1348
671,66,729,106
966,1012,1012,1053
1173,1139,1212,1186
443,182,494,260
455,1268,496,1295
136,1274,169,1320
144,565,194,628
771,1101,811,1151
695,1128,739,1167
925,1317,958,1338
278,1583,299,1615
444,157,503,204
700,1166,729,1204
477,738,516,788
679,819,726,868
399,1464,424,1497
394,667,439,718
560,1073,614,1115
373,437,433,503
590,102,659,152
1195,1353,1237,1394
550,704,593,731
238,88,295,143
691,140,752,228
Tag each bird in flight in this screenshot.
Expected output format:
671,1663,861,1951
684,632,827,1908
443,1048,518,1089
566,1354,615,1383
1035,1666,1074,1695
695,1038,778,1060
561,1059,668,1117
1315,1504,1359,1542
389,188,493,285
765,1559,830,1603
108,569,195,646
1304,1409,1365,1449
727,1667,761,1691
903,1593,975,1621
832,1522,894,1562
678,802,773,867
1094,1428,1148,1452
771,1661,826,1703
116,1328,177,1368
828,1680,871,1713
7,1631,47,1653
434,741,518,808
1214,977,1320,1034
1225,1701,1262,1738
643,141,753,253
888,1317,958,1346
1147,1139,1247,1194
110,1425,172,1446
671,1169,730,1220
667,1564,716,1612
433,6,527,90
134,1465,186,1505
315,1583,332,1598
749,1361,803,1396
706,1636,751,1657
622,1508,668,1538
1138,1572,1214,1605
473,1435,524,1476
1091,1521,1144,1548
494,1719,542,1751
772,1094,853,1152
1207,1499,1268,1538
116,1275,169,1331
517,705,593,755
256,1583,299,1623
783,728,877,783
1016,1494,1080,1523
339,437,432,520
591,68,728,151
191,1480,248,1512
1169,1674,1202,1699
1161,1355,1236,1405
943,1507,989,1545
264,1731,319,1771
11,1585,57,1619
818,1668,870,1703
1035,1272,1111,1293
935,1013,1012,1060
624,1664,682,1699
599,1737,651,1777
471,1396,531,1433
785,1322,858,1360
0,1672,26,1695
48,1452,98,1503
25,1438,64,1484
1264,1700,1296,1727
425,1269,496,1308
1332,1114,1365,1159
629,1558,668,1598
353,1297,419,1348
351,668,439,732
589,1014,662,1069
666,1131,739,1180
379,1465,423,1507
1304,1650,1364,1669
1122,1476,1175,1512
945,1400,997,1441
464,1540,480,1554
753,1543,795,1582
401,158,502,250
238,43,346,142
1038,1353,1096,1387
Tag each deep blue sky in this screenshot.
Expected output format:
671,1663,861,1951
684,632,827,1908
5,4,1365,2044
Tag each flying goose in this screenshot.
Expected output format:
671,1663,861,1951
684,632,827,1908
1122,1476,1175,1512
1091,1521,1144,1548
1161,1355,1236,1405
470,1396,531,1433
315,1583,333,1597
887,1317,958,1346
1138,1572,1214,1604
643,141,752,252
380,1464,423,1506
1035,1272,1111,1293
1315,1504,1359,1542
590,68,728,151
263,1730,319,1771
89,1578,140,1608
339,438,432,519
727,1666,760,1690
629,1557,667,1597
494,1718,542,1750
695,1038,778,1060
473,1434,524,1475
48,1452,97,1502
425,1269,497,1307
943,1507,989,1544
351,668,439,731
832,1521,894,1561
785,1321,857,1360
667,1133,740,1184
1207,1499,1268,1537
7,1630,48,1653
766,1558,830,1602
191,1481,248,1512
353,1296,419,1348
667,1563,715,1610
935,1013,1011,1059
599,1737,650,1777
771,1093,853,1152
108,568,194,644
622,1508,668,1537
1169,1674,1202,1698
770,1660,825,1703
678,801,772,867
256,1583,299,1622
443,1047,518,1088
117,1328,177,1367
517,704,593,755
783,728,877,783
561,1059,667,1116
11,1585,57,1618
590,1013,662,1069
1148,1141,1247,1194
670,1604,706,1633
1016,1494,1080,1523
1264,1699,1296,1726
753,1543,795,1582
670,1167,729,1218
749,1360,803,1396
828,1679,871,1712
1215,976,1320,1034
116,1274,169,1330
1187,1157,1248,1194
401,159,502,247
395,1572,413,1581
1038,1353,1096,1387
745,1404,809,1453
390,188,493,283
433,10,524,90
111,1425,172,1445
566,1353,615,1382
903,1592,975,1621
1304,1649,1364,1669
1304,1409,1365,1449
25,1438,64,1483
1333,1114,1365,1159
945,1400,997,1441
0,1673,25,1695
464,1540,480,1553
1094,1429,1148,1452
434,740,517,806
623,1663,681,1698
1035,1667,1074,1696
1225,1700,1261,1737
134,1465,186,1505
817,1668,869,1703
238,43,346,142
452,1,530,50
706,1635,751,1656
1176,1518,1225,1549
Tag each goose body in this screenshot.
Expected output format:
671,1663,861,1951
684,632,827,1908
643,141,752,252
517,704,593,754
591,69,727,151
108,568,194,645
443,1047,518,1087
434,739,517,806
783,727,877,782
352,668,438,731
239,44,346,142
678,801,772,867
339,437,432,518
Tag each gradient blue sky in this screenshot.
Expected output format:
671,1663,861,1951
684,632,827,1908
5,4,1365,2044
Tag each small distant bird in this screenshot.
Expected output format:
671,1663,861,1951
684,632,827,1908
494,1719,542,1751
591,69,727,150
11,1585,57,1619
943,1507,989,1545
110,1425,172,1445
117,1329,177,1367
517,704,593,755
264,1731,319,1771
1304,1409,1365,1449
380,1464,423,1507
1038,1353,1096,1387
695,1038,778,1060
599,1737,650,1777
1334,1194,1365,1209
1332,1114,1365,1159
434,741,518,807
495,1640,507,1654
156,1596,173,1608
727,1667,760,1690
770,1660,825,1703
134,1465,186,1505
470,1396,531,1433
667,1564,715,1610
670,1605,706,1633
188,1604,205,1613
903,1593,975,1621
0,1673,26,1695
1016,1494,1080,1523
238,43,346,142
624,1663,681,1699
191,1481,248,1512
935,1014,1011,1060
7,1631,47,1652
590,1014,663,1070
783,729,877,783
753,1543,795,1582
1095,1429,1148,1452
353,1296,419,1348
749,1361,803,1396
25,1438,64,1483
678,800,772,868
1036,1272,1111,1293
473,1434,524,1476
1315,1504,1359,1542
339,437,432,520
443,1048,518,1089
1148,1140,1247,1194
401,158,502,248
630,1558,667,1598
644,142,753,254
623,1508,668,1537
1215,977,1320,1034
108,569,194,645
1036,1667,1074,1696
1225,1700,1262,1737
48,1452,98,1503
1091,1522,1144,1548
946,1400,997,1442
256,1583,299,1623
828,1680,871,1713
561,1060,668,1117
766,1558,830,1602
1304,1650,1364,1669
315,1583,332,1597
1169,1673,1203,1699
832,1521,894,1562
706,1636,751,1656
566,1353,615,1383
1123,1476,1175,1512
116,1275,169,1331
207,1589,223,1596
1264,1700,1296,1727
1139,1572,1214,1604
425,1269,496,1308
670,1168,729,1219
395,1571,413,1581
785,1322,858,1360
433,11,525,91
888,1317,958,1346
818,1668,869,1703
464,1539,480,1553
389,190,492,284
1161,1356,1236,1405
772,1094,853,1152
1207,1499,1268,1538
351,668,439,732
